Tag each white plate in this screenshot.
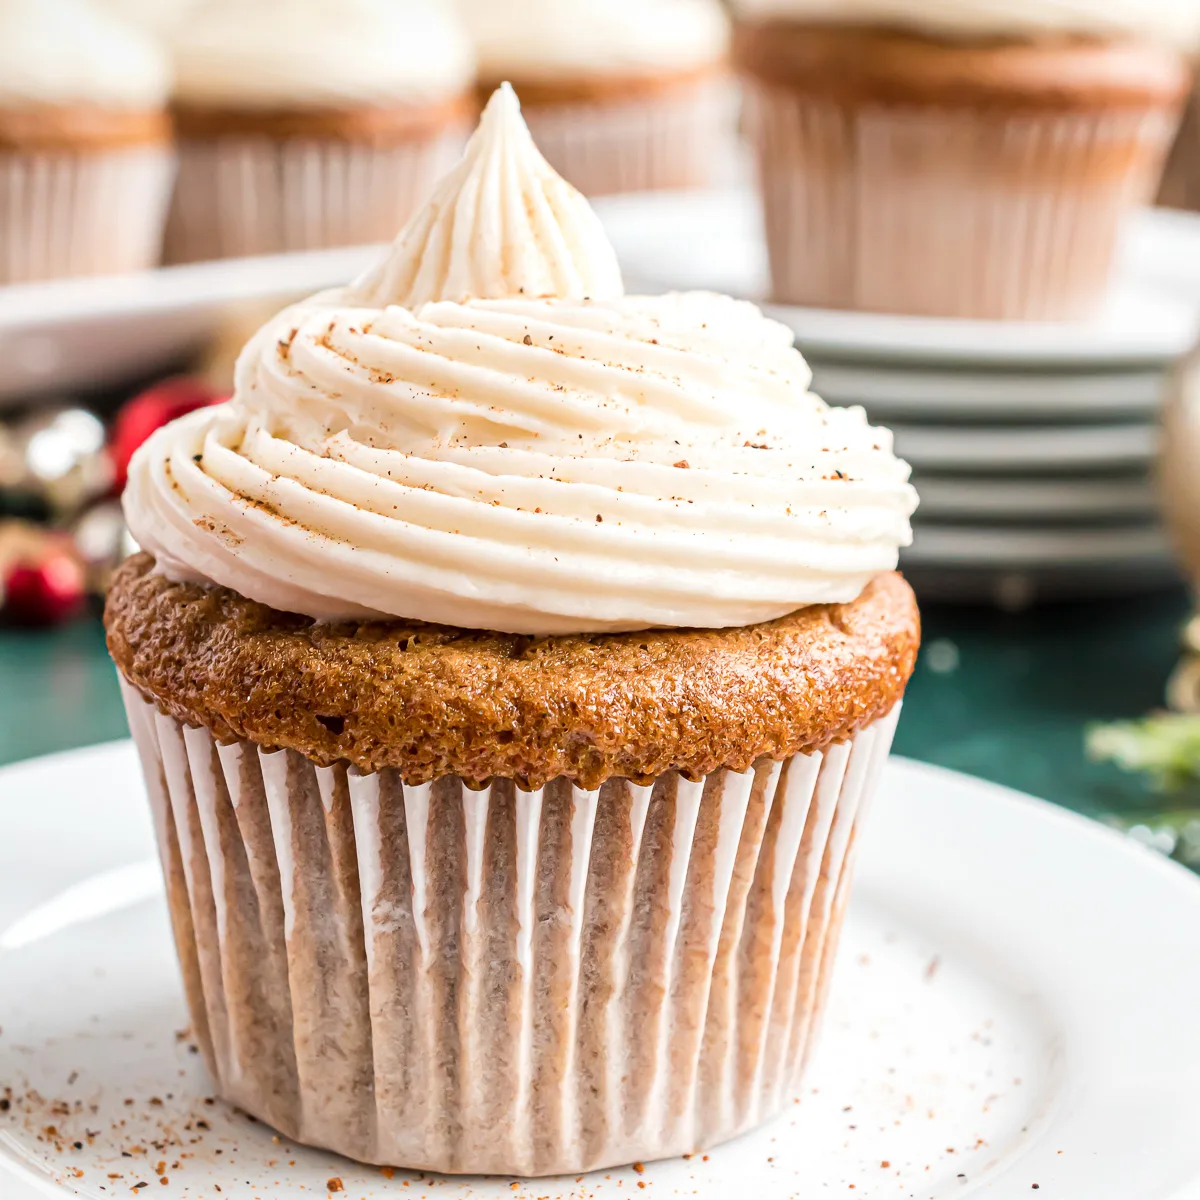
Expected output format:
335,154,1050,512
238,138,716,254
0,244,379,404
810,362,1166,422
915,475,1160,520
596,189,1200,369
3,744,1200,1198
893,422,1158,472
905,522,1171,567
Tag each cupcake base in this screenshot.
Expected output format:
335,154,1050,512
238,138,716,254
120,678,899,1177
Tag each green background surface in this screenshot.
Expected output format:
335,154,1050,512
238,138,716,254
0,587,1192,829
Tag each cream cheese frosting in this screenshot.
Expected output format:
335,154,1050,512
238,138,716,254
0,0,170,110
124,85,916,635
172,0,473,109
461,0,729,82
732,0,1200,49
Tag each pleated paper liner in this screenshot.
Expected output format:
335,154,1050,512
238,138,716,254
521,78,732,198
163,129,464,264
742,81,1181,320
121,677,899,1177
0,145,174,284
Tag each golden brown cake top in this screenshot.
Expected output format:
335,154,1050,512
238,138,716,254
170,95,471,145
0,106,169,151
106,554,920,790
733,20,1192,108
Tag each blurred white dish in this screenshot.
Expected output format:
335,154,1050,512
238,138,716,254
0,243,379,405
905,522,1171,567
4,743,1200,1198
892,422,1158,473
916,475,1159,520
810,362,1165,422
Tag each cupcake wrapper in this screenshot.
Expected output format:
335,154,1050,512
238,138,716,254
743,82,1181,320
163,128,465,264
0,145,174,285
120,678,898,1177
522,79,733,198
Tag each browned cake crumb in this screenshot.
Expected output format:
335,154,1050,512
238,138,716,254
106,553,919,790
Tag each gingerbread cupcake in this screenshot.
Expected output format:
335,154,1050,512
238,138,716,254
733,0,1196,319
163,0,474,263
107,86,919,1176
0,0,173,284
461,0,732,195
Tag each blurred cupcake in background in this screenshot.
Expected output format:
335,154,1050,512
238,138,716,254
732,0,1197,320
460,0,731,196
0,0,173,284
164,0,474,263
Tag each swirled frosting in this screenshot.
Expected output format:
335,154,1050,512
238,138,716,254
732,0,1200,49
0,0,170,110
461,0,730,81
125,85,916,635
171,0,473,109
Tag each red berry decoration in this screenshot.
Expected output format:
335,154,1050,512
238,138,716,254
2,550,87,626
108,377,228,491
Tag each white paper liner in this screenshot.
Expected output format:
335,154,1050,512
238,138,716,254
742,81,1181,319
163,127,465,264
0,145,174,284
120,677,899,1176
521,77,734,198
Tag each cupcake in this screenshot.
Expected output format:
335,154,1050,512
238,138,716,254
732,0,1197,320
106,86,919,1176
460,0,732,196
163,0,474,263
0,0,174,284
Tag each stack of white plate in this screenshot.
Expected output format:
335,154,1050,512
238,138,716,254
595,190,1200,604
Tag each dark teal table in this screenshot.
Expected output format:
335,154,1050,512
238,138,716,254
0,588,1192,829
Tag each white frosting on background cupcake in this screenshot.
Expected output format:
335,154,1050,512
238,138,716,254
461,0,729,81
172,0,474,109
125,86,916,635
94,0,199,37
0,0,170,109
732,0,1200,49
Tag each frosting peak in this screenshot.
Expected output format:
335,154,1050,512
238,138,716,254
354,85,623,310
